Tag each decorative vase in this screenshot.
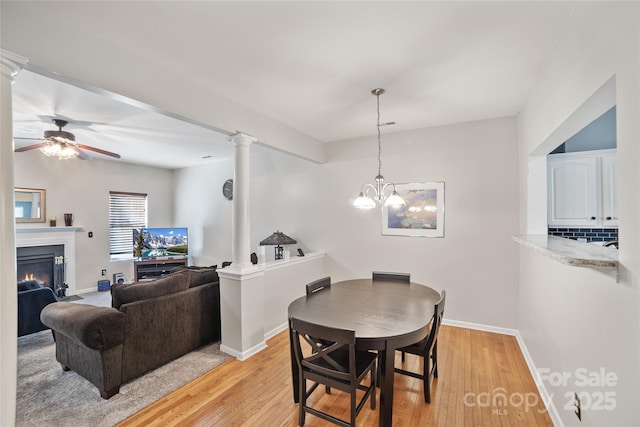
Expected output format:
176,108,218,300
64,213,73,226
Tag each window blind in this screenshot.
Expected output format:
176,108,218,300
109,191,148,256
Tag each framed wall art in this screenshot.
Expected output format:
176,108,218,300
382,181,445,237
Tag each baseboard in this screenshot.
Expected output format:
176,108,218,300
442,318,562,426
265,321,288,341
220,341,267,361
442,318,518,336
514,331,564,427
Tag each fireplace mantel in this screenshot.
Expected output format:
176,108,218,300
16,226,84,234
15,228,80,295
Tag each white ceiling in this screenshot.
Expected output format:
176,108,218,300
12,70,234,169
4,1,577,169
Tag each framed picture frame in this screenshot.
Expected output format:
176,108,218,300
382,181,445,237
15,187,46,223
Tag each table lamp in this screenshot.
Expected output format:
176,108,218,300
259,231,297,260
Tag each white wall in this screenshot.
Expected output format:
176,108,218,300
14,151,174,290
517,2,639,426
323,117,520,329
262,253,326,338
173,143,325,267
173,158,233,267
175,117,520,332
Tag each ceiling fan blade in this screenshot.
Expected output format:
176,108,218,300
14,142,47,152
78,144,121,159
14,137,44,141
73,147,92,160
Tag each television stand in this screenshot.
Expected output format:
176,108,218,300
134,258,187,281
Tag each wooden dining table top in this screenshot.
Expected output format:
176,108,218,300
288,278,441,344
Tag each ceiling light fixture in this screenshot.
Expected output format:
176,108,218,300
39,119,79,159
353,88,406,209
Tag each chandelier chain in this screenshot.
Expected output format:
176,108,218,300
376,91,382,177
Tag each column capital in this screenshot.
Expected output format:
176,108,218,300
228,132,257,147
0,49,28,80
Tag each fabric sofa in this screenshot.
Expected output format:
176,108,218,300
18,279,58,337
41,266,220,399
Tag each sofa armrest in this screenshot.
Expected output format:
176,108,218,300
41,302,125,351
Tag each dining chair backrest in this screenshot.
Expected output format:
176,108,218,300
289,316,377,426
426,290,446,348
372,271,410,283
306,276,331,295
394,289,446,403
290,317,356,382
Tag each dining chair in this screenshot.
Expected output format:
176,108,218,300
394,290,446,403
305,276,331,295
372,271,410,283
290,317,377,427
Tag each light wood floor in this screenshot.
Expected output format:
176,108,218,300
117,325,553,426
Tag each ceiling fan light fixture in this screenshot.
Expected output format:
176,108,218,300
15,117,120,160
39,118,78,159
40,141,79,159
44,129,75,143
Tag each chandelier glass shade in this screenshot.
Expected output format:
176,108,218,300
352,88,406,210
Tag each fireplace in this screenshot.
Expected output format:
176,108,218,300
16,228,78,296
16,245,66,296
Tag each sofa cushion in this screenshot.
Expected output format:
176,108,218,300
170,266,219,288
111,272,190,310
18,280,42,292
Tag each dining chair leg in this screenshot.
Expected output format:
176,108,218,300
351,385,357,426
432,341,439,378
371,364,377,409
423,352,431,404
299,377,306,425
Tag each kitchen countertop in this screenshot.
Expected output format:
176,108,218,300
512,234,618,269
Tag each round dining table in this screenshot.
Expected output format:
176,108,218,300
288,278,441,427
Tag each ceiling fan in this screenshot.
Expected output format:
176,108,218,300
14,119,121,160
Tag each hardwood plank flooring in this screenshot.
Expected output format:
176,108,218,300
117,325,553,426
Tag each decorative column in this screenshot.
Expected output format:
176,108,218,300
218,132,266,360
228,132,256,269
0,49,27,427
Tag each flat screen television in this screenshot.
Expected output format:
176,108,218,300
133,227,188,259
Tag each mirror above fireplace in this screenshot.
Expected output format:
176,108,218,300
15,188,46,223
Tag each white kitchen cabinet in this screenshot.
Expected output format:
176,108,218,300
601,151,618,227
547,149,617,228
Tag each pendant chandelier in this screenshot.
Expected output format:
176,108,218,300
352,88,406,209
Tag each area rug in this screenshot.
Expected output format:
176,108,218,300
58,294,83,302
17,330,231,427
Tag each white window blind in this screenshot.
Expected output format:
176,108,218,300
109,191,147,256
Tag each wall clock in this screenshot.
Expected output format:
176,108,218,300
222,179,233,200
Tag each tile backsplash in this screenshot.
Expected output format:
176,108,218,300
548,227,618,243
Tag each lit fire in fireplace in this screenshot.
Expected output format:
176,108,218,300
22,273,46,286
